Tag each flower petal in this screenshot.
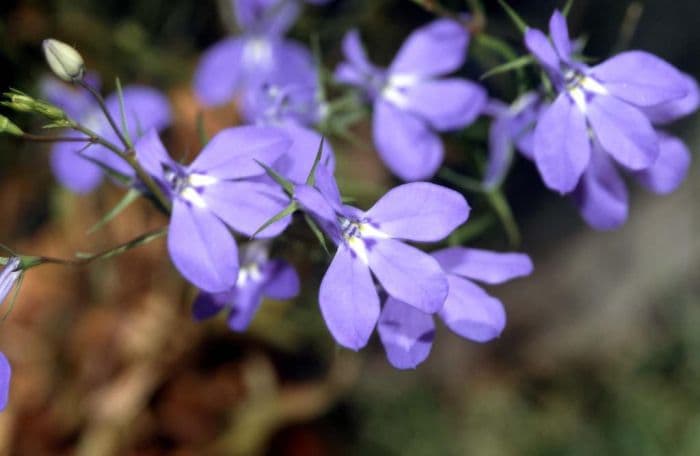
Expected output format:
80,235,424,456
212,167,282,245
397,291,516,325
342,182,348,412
262,259,300,300
168,200,239,293
274,123,335,184
319,244,379,350
378,297,435,369
431,247,533,284
373,100,444,181
204,180,291,238
572,144,628,230
0,353,10,411
587,94,659,170
50,141,105,193
233,0,300,35
524,27,559,75
190,126,291,179
549,10,572,61
335,29,376,86
389,19,468,77
193,37,245,107
533,92,590,193
642,73,699,124
227,281,266,331
634,132,691,195
401,78,487,131
192,292,224,321
591,51,688,107
368,239,448,314
105,85,171,139
438,276,505,342
364,182,469,242
134,128,173,179
484,115,514,188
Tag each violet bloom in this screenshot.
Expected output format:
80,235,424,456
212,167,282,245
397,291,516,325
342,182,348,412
296,165,469,350
525,10,690,194
41,76,171,193
135,127,292,292
0,257,21,307
0,352,10,411
378,247,533,369
192,241,300,331
335,20,487,181
194,0,316,112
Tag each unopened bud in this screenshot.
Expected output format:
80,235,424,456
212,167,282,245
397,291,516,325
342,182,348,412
42,39,85,82
0,115,23,136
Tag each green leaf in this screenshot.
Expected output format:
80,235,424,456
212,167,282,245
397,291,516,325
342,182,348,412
563,0,575,16
480,55,535,80
251,201,297,239
88,188,142,234
255,159,295,196
115,78,133,147
497,0,528,33
196,111,209,147
305,136,326,186
304,213,330,257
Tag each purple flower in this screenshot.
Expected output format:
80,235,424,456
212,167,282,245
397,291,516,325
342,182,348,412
296,165,469,350
525,10,690,194
378,247,532,369
0,352,10,411
193,0,316,112
135,127,292,292
192,241,300,331
41,76,171,193
335,20,487,181
0,257,21,307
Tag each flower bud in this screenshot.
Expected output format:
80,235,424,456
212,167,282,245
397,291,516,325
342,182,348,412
42,39,85,82
0,115,23,136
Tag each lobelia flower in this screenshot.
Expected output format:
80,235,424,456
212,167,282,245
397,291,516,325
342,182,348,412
192,240,300,331
0,352,10,411
378,247,533,369
41,75,171,193
0,257,22,307
295,165,469,350
524,10,698,229
135,127,293,292
193,0,317,113
335,19,487,181
525,10,691,195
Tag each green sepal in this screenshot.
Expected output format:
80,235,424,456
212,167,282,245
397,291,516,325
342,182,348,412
563,0,575,16
251,201,298,239
304,213,330,257
305,136,326,186
115,77,134,147
87,188,142,235
480,55,535,80
255,159,295,197
497,0,528,33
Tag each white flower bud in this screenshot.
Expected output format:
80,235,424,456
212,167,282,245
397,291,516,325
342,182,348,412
42,39,85,82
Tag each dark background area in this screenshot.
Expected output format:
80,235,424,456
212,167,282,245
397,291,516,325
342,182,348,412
0,0,698,454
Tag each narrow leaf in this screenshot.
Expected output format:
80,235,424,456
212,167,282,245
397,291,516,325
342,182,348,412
251,201,298,239
480,55,535,80
497,0,528,33
88,188,142,234
305,136,326,186
254,160,294,196
115,78,133,147
304,213,330,256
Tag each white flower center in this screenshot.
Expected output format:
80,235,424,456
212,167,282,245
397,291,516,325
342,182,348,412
340,217,389,264
381,73,420,109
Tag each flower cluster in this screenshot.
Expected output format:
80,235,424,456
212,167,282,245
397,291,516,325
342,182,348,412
0,0,695,412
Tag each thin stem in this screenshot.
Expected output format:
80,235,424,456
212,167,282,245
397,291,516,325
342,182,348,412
77,79,131,149
408,0,485,33
485,188,521,246
439,167,485,194
36,227,167,268
20,133,95,143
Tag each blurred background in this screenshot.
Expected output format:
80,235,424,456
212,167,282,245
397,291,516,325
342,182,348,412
0,0,699,454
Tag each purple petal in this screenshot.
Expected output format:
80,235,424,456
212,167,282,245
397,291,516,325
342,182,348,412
533,92,590,193
227,281,266,331
642,74,699,124
335,29,374,86
50,140,105,193
548,10,572,61
431,247,533,284
319,244,379,350
105,85,171,139
40,76,94,120
233,0,300,35
484,115,513,187
295,184,339,230
0,353,10,411
389,19,468,77
572,144,628,231
193,37,245,107
190,126,291,179
364,182,469,242
378,297,435,369
373,100,444,181
587,95,659,170
274,123,335,184
134,128,173,179
438,276,505,342
262,259,300,300
204,180,291,238
0,257,21,306
591,51,688,107
168,199,239,293
524,27,559,75
400,78,487,131
634,132,691,195
192,292,225,321
368,239,448,314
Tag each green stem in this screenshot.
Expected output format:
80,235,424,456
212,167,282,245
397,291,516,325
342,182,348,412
20,133,95,143
485,188,521,246
439,167,484,194
77,79,131,149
